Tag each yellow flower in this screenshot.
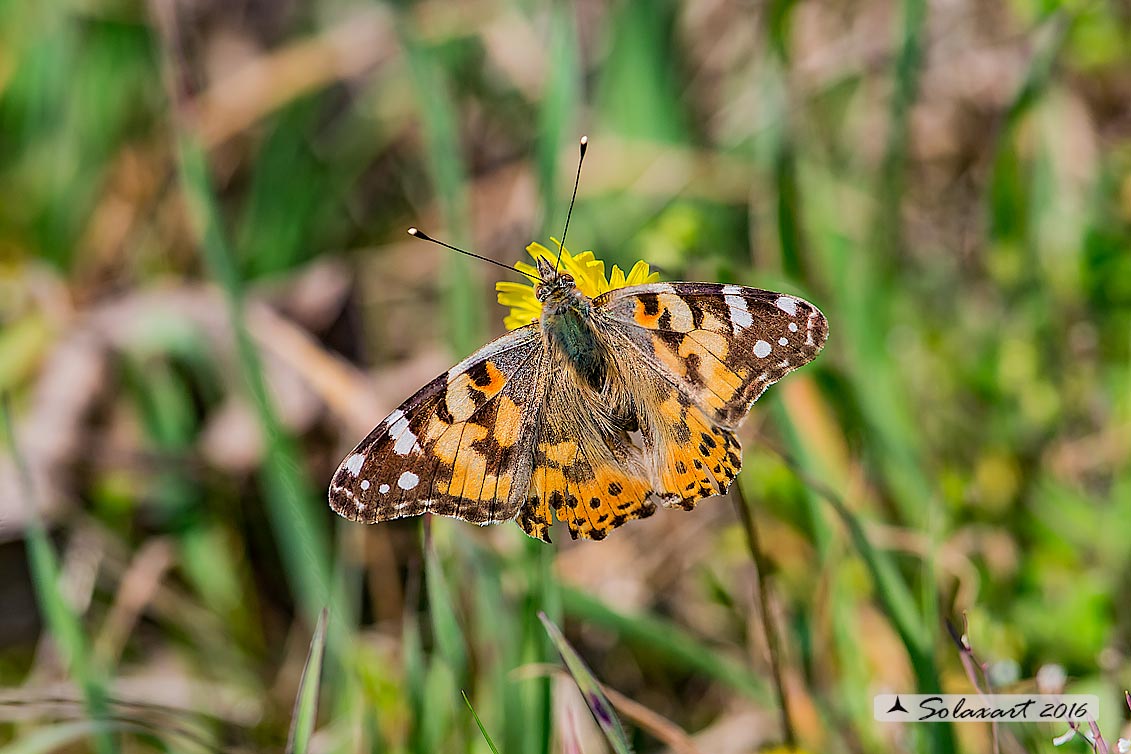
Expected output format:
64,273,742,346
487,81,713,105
495,239,660,330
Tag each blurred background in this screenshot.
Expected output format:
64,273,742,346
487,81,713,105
1,0,1130,752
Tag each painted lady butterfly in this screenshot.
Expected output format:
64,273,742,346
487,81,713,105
329,140,828,542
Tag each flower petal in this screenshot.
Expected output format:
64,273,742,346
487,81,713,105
609,265,626,289
625,260,657,286
497,240,661,329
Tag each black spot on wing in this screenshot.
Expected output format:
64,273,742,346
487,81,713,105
638,293,660,316
436,397,455,424
467,360,493,388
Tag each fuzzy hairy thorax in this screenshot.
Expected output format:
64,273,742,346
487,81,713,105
534,256,610,393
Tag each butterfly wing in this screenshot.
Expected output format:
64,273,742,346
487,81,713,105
329,325,547,527
598,282,828,426
594,282,828,508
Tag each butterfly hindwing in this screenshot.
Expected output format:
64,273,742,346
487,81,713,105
650,388,743,507
516,368,658,542
329,325,546,526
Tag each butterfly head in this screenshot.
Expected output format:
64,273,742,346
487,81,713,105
534,255,584,313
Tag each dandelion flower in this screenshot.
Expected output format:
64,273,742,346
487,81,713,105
495,239,659,330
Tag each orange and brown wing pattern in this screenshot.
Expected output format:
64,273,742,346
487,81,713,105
649,389,743,508
515,369,659,543
598,282,828,428
328,325,546,527
595,282,827,508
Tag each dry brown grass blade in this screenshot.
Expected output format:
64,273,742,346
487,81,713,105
599,684,704,754
520,663,704,754
94,538,175,667
0,332,108,539
195,8,396,148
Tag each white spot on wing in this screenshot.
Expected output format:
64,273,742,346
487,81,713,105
789,322,799,332
753,340,772,358
344,453,365,477
397,471,420,490
778,337,788,346
379,484,390,494
725,294,753,329
775,296,798,316
391,419,420,456
360,479,370,490
722,284,743,297
383,409,404,428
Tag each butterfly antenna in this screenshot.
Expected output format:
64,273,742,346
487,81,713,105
407,228,540,282
554,135,588,272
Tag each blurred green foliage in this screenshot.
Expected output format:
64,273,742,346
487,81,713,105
1,0,1130,752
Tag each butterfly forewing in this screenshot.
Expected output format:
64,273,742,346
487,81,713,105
329,325,546,526
597,282,828,428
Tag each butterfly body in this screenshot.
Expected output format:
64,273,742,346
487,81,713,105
544,300,608,393
330,256,828,542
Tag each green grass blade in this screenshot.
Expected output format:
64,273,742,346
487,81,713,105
398,17,482,358
151,0,336,625
461,539,555,754
561,588,769,703
174,134,335,620
535,0,580,225
872,0,926,259
402,585,428,753
1,397,117,754
597,0,689,143
526,538,559,754
423,529,469,677
539,612,633,754
286,608,329,754
775,420,955,754
462,691,501,754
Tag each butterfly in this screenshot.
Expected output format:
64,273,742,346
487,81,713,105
328,249,828,542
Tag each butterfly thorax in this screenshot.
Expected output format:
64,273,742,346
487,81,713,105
535,259,609,392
